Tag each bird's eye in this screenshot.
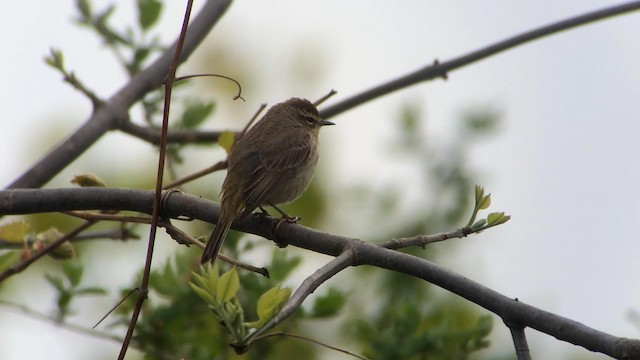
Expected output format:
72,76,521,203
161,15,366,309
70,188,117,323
304,116,316,125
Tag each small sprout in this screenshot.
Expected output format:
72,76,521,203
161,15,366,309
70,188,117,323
219,130,235,154
71,173,107,187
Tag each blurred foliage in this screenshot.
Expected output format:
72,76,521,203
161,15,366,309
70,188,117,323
0,0,514,359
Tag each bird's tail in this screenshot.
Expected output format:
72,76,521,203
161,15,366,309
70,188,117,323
201,191,243,264
201,211,234,264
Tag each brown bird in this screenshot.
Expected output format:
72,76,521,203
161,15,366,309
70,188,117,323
201,98,334,264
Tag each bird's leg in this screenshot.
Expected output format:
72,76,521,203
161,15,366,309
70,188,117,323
269,203,301,223
267,203,301,248
256,206,271,217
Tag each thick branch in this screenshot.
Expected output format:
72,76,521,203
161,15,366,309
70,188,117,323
6,0,232,189
0,188,638,358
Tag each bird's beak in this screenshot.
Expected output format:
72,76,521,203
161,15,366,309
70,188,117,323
320,120,335,126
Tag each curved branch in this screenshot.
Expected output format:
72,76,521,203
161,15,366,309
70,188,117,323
0,187,638,358
6,0,232,189
320,1,640,119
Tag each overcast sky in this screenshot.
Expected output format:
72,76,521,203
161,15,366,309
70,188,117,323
1,1,639,359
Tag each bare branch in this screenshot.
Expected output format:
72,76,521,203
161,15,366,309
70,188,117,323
6,0,232,189
119,121,226,144
509,325,532,360
319,2,640,119
246,250,354,344
382,227,471,249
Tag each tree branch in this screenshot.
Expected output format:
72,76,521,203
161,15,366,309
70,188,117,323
319,1,640,119
119,121,226,144
6,0,232,189
509,325,532,360
0,187,638,359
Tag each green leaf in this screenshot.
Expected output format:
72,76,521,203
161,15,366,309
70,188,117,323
216,267,239,303
477,194,491,210
474,185,484,206
58,292,72,312
269,251,302,282
37,227,64,243
44,48,65,70
470,219,486,230
70,173,107,187
487,212,510,226
218,131,235,154
76,0,92,18
0,252,20,275
133,47,151,66
75,287,107,295
230,297,246,333
137,0,162,31
62,261,83,287
310,288,346,318
45,274,66,293
246,285,291,328
461,107,501,135
179,100,215,129
49,241,75,260
189,281,216,305
190,272,208,290
0,220,31,244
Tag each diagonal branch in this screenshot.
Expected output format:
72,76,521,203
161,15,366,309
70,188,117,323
6,0,232,189
319,1,640,119
244,250,355,345
119,121,226,144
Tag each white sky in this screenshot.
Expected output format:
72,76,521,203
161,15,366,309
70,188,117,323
1,1,639,359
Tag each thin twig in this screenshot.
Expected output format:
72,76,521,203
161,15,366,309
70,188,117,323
93,288,139,329
253,331,369,360
313,89,337,107
0,221,95,282
163,159,228,189
0,299,125,344
162,222,269,277
381,227,471,250
118,1,195,358
64,211,153,224
174,73,244,101
62,71,103,108
120,121,225,144
239,104,267,138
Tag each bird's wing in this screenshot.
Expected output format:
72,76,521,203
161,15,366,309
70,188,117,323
240,134,314,215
